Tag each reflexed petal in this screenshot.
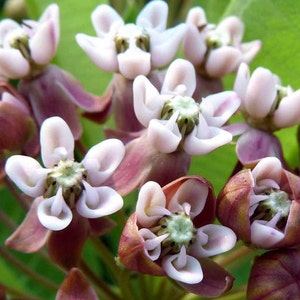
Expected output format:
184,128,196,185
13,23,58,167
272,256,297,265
241,40,262,63
91,4,124,37
136,0,168,31
117,48,151,80
206,47,241,78
5,155,48,197
82,138,125,186
75,34,118,72
161,58,196,97
150,25,186,69
29,21,57,65
200,91,240,127
217,16,244,44
250,220,285,248
273,90,300,128
168,179,209,219
40,116,74,167
37,190,73,231
244,67,277,118
147,118,181,153
39,4,60,40
186,7,207,27
190,224,236,258
0,48,29,79
162,249,203,284
133,75,164,126
183,121,232,156
76,181,123,218
136,181,169,227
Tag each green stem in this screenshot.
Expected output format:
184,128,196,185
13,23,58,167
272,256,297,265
0,281,40,300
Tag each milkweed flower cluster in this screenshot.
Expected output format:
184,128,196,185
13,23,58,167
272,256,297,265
1,1,300,300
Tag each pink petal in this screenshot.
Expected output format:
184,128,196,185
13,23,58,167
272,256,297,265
167,178,208,218
5,197,50,253
91,4,124,37
0,19,20,41
161,58,196,97
40,116,74,167
241,40,262,63
147,118,182,153
117,48,151,79
186,7,207,27
82,138,125,186
76,181,123,218
273,90,300,128
244,67,277,118
206,47,241,78
162,248,203,284
136,0,168,31
217,16,244,44
136,181,168,227
5,155,48,197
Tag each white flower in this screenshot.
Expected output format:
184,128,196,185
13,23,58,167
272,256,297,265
5,116,125,231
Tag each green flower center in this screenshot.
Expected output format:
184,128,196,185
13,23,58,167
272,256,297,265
157,212,196,254
8,30,31,61
251,189,291,230
161,96,200,136
45,159,87,207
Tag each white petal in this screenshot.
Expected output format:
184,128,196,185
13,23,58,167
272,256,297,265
5,155,48,197
241,40,262,63
200,91,240,127
91,4,124,37
117,48,151,79
136,0,168,31
76,181,123,218
150,24,186,69
162,249,203,284
133,75,165,126
82,138,125,186
37,191,72,231
168,179,208,219
217,16,244,45
0,19,20,42
190,224,236,258
148,117,182,153
251,220,285,248
161,58,196,97
186,7,207,27
136,181,169,227
75,33,118,72
40,117,74,168
244,67,277,118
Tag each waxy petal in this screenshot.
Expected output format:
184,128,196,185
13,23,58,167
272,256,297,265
76,181,123,218
82,138,125,186
5,155,48,197
241,40,262,63
161,59,196,97
40,116,74,167
217,16,244,44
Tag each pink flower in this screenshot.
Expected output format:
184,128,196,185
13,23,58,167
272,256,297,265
118,176,236,297
76,1,186,80
217,157,300,249
183,7,261,78
0,3,59,79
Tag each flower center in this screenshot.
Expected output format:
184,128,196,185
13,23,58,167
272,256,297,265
114,24,150,53
45,159,87,207
251,189,291,230
161,96,200,136
157,212,196,254
6,29,31,61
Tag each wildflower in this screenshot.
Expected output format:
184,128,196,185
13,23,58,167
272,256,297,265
231,63,300,165
118,176,236,297
217,157,300,249
5,116,124,268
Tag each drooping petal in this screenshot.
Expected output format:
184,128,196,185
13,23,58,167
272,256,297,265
136,0,168,31
76,181,123,218
40,116,74,168
5,197,50,253
162,248,203,284
56,268,98,300
82,138,125,186
133,75,165,126
37,189,73,231
136,181,169,227
161,59,196,97
5,155,48,197
244,67,277,118
190,224,236,258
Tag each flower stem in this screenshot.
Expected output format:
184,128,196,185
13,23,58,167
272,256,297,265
0,281,40,300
